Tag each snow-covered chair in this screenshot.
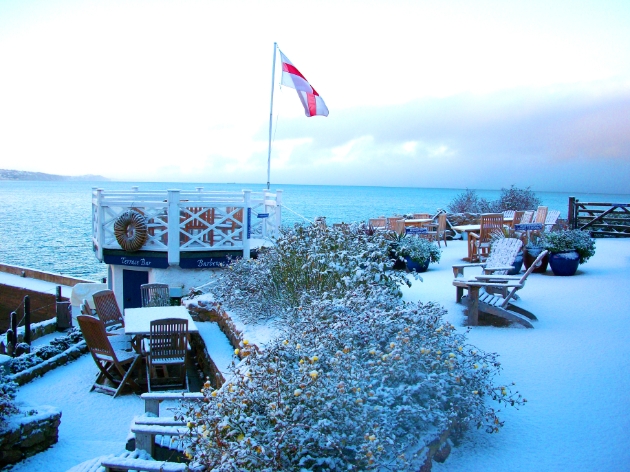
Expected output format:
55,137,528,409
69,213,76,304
452,237,523,279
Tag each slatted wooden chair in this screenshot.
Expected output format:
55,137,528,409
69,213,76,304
141,283,171,308
452,237,523,279
533,206,548,224
425,213,448,247
368,218,387,230
77,315,142,398
544,209,561,232
144,318,189,392
468,213,504,262
452,250,548,328
509,210,525,229
92,289,126,335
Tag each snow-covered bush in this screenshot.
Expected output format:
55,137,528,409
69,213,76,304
181,290,524,471
448,186,541,213
8,327,84,374
0,371,18,424
541,229,596,264
211,223,412,323
396,236,441,265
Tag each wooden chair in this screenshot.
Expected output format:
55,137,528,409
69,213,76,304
92,289,126,334
503,210,515,221
544,210,561,232
533,206,548,224
425,213,448,247
77,315,141,398
144,318,189,392
453,250,548,328
386,216,403,230
453,237,523,279
368,218,386,230
520,211,534,224
140,283,171,308
509,211,525,229
468,213,504,262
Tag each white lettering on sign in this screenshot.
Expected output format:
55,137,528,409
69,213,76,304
120,257,152,267
196,259,224,268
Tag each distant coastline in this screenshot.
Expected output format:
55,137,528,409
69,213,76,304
0,169,108,181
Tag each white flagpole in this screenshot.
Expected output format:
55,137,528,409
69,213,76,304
266,42,277,190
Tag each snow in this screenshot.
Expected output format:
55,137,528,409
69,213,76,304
5,238,630,471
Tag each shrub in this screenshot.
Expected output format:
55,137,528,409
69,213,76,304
210,223,412,324
8,327,84,374
447,186,541,213
181,292,524,471
396,236,441,265
541,229,596,264
0,371,18,424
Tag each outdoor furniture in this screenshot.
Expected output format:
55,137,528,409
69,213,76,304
77,314,142,398
533,206,548,224
468,213,504,262
508,210,525,229
412,213,431,219
544,210,561,231
92,289,126,335
368,217,386,230
452,237,523,279
144,318,189,392
425,213,448,247
453,250,548,328
124,306,199,354
141,283,171,308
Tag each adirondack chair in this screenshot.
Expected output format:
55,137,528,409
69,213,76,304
368,218,387,230
544,210,561,231
468,213,504,262
452,237,523,279
77,315,142,398
140,283,171,308
533,206,548,224
453,250,548,328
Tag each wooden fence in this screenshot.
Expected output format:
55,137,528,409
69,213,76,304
568,197,630,237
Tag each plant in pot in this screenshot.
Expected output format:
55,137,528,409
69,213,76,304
489,228,523,275
540,229,596,276
523,233,549,273
384,231,409,270
396,236,441,273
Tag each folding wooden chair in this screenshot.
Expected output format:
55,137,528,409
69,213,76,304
77,315,141,398
144,318,189,392
140,283,171,308
426,213,448,247
92,289,127,336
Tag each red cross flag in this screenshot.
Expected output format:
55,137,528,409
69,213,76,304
279,50,329,117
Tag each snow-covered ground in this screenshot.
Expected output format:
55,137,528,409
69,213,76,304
6,238,630,471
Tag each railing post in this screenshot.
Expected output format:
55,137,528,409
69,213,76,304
262,189,270,238
167,190,181,266
275,189,283,238
243,190,251,259
95,188,105,261
568,197,575,229
24,295,31,346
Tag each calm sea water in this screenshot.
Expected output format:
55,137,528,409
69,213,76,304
1,180,627,281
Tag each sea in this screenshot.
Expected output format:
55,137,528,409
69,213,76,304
1,180,628,282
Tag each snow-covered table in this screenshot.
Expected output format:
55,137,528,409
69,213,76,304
124,306,199,338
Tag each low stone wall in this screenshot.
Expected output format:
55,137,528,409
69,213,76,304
0,405,61,467
8,341,88,386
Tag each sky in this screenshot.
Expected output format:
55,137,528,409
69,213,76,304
0,0,629,193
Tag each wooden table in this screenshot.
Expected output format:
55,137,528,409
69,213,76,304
404,218,434,228
452,224,482,261
124,306,199,349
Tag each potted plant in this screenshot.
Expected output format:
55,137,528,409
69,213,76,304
522,233,549,273
396,236,441,273
540,229,596,276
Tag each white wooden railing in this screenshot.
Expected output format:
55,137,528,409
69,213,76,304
92,187,282,265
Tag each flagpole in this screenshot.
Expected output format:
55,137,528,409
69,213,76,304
267,42,277,190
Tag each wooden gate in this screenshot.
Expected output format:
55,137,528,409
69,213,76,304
568,197,630,237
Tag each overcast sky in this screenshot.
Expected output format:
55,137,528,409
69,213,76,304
0,0,629,193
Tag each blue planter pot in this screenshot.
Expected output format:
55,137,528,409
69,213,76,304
507,251,524,275
405,256,430,273
549,250,580,276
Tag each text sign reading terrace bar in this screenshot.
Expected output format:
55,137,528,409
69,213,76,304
103,254,169,268
514,223,543,231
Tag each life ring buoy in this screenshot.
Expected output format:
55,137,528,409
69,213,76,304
114,210,148,252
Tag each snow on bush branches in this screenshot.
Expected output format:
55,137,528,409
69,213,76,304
184,223,525,470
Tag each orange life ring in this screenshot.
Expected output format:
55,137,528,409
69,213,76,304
114,210,148,252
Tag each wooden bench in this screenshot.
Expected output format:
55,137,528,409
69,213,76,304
101,456,197,471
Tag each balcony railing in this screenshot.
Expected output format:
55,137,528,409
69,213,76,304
92,187,283,267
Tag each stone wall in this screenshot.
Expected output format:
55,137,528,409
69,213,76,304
0,405,61,467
